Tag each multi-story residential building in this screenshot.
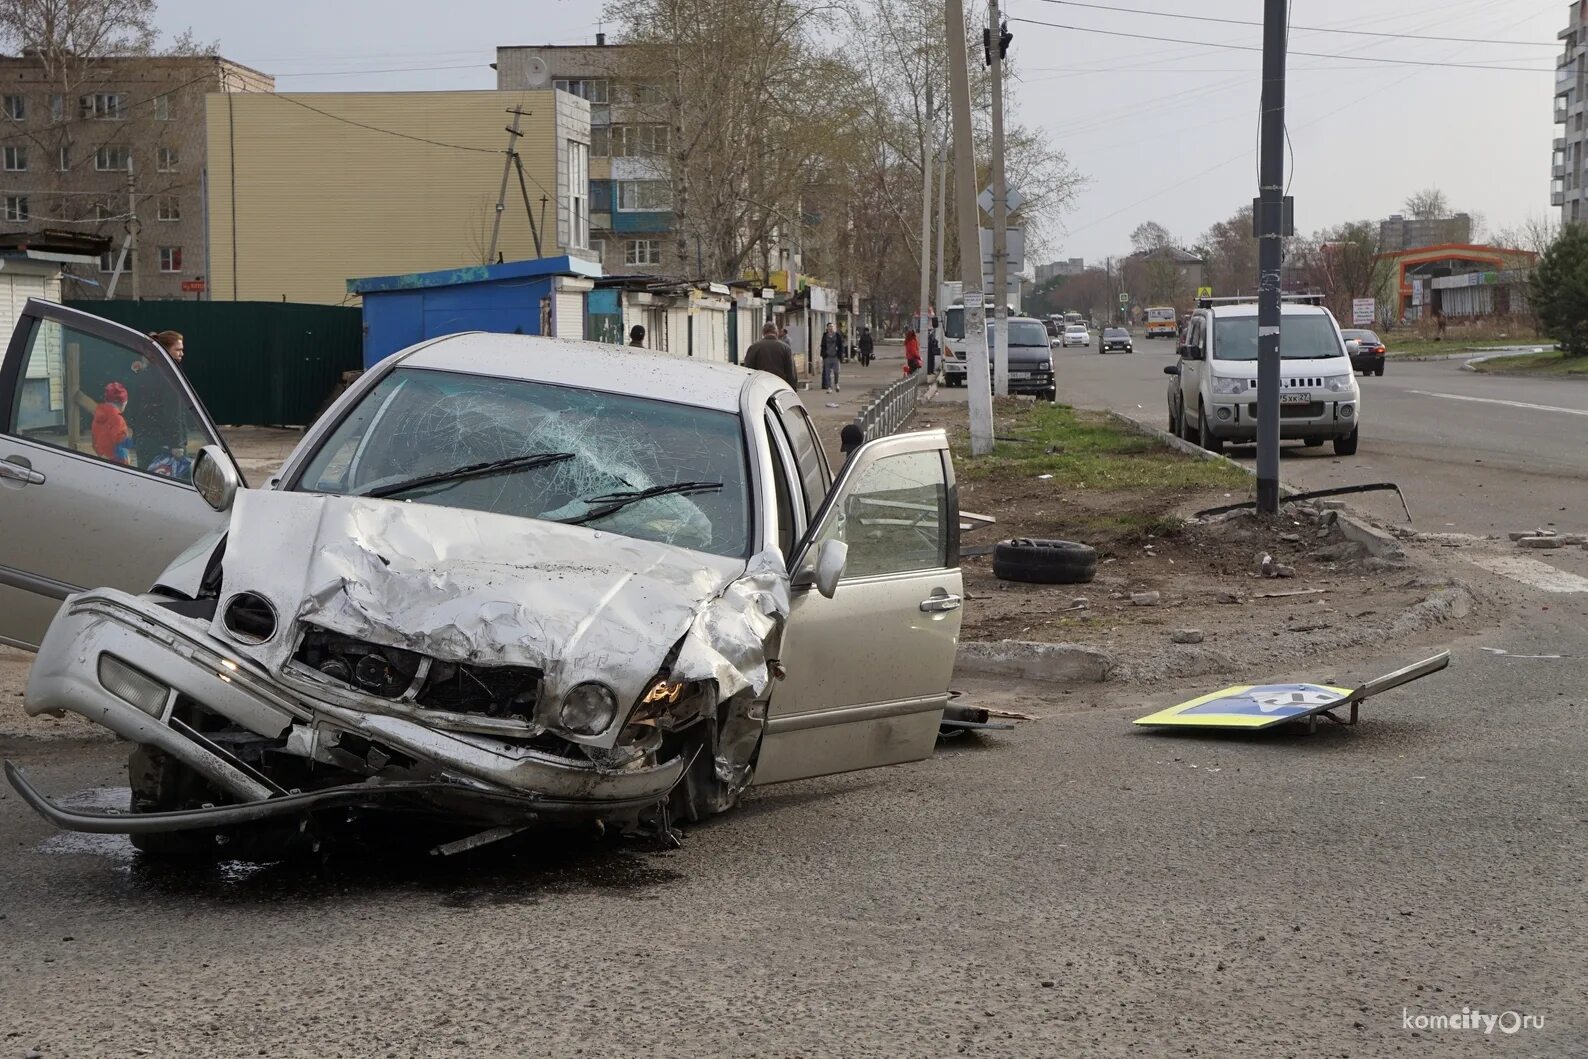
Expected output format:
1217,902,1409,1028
1034,258,1085,284
1556,1,1588,223
1378,212,1473,253
495,38,684,278
204,89,594,303
0,52,272,300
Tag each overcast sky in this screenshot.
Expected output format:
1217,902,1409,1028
156,0,1564,267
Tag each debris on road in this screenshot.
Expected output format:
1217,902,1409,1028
1516,536,1567,550
1131,591,1161,606
1170,629,1205,644
1134,652,1451,733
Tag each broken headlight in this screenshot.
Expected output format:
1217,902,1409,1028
98,654,169,718
559,682,618,735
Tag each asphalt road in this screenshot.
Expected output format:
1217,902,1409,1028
1046,339,1588,544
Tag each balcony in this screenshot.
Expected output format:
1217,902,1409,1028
1554,189,1566,207
1557,97,1570,123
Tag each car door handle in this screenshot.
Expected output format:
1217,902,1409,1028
0,458,45,485
920,594,962,613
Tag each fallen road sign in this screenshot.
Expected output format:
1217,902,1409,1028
1133,651,1450,733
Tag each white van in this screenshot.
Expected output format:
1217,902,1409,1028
1164,298,1363,456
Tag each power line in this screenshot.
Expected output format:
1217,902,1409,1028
261,92,502,153
272,61,492,79
1007,15,1554,71
1029,0,1559,48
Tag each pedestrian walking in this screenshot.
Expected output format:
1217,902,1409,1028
629,324,647,347
903,328,922,376
820,322,844,392
742,322,798,389
128,330,190,473
857,326,875,366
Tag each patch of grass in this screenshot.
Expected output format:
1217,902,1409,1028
1469,349,1588,376
1387,336,1551,358
952,402,1251,492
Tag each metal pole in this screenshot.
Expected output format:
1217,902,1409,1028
933,140,947,372
946,0,994,454
1255,0,1288,514
989,0,1010,398
918,73,933,345
128,162,140,302
488,107,524,265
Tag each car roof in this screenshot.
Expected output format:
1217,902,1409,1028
1204,302,1332,319
396,331,771,413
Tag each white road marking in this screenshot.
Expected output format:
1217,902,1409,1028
1408,390,1588,417
1468,554,1588,594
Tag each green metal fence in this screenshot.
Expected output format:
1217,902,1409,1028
65,300,363,427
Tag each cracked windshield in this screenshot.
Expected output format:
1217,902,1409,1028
297,367,750,557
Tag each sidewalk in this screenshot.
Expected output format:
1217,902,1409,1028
794,339,925,450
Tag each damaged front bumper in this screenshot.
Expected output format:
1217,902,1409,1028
10,590,688,835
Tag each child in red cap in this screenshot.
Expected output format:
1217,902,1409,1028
92,382,135,465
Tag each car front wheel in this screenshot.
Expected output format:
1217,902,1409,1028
1334,426,1359,456
1197,401,1223,453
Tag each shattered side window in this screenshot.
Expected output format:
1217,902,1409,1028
294,367,752,558
816,449,948,578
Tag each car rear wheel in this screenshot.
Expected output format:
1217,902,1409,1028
1374,363,1386,377
992,538,1097,584
1197,401,1223,453
1334,427,1360,456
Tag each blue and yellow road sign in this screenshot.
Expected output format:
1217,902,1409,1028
1134,682,1352,730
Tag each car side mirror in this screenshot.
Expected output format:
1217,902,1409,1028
1345,339,1361,355
814,538,848,599
193,445,241,512
1163,364,1180,375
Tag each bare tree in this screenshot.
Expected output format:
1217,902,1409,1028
1494,213,1561,255
1403,187,1450,220
1129,221,1173,255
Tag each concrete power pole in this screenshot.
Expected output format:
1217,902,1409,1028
1255,0,1289,514
128,164,140,302
918,73,933,343
932,140,947,374
488,107,526,265
946,0,994,454
989,0,1010,398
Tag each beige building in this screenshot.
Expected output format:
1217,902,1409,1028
204,89,594,304
496,41,686,278
0,53,273,301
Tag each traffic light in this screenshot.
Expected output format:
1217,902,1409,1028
982,22,1013,66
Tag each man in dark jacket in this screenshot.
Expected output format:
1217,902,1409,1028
743,323,798,389
857,326,875,365
819,323,845,392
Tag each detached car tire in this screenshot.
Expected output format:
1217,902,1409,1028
992,538,1097,585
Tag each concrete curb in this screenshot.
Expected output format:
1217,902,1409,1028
1102,409,1253,479
1336,512,1406,560
954,640,1115,683
1459,350,1546,372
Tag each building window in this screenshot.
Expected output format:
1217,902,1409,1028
79,93,126,120
3,145,26,171
157,146,178,172
156,196,180,221
625,239,661,267
99,251,118,273
610,124,670,158
49,94,62,123
616,179,672,211
616,81,665,106
554,78,608,103
57,145,69,170
569,141,589,249
153,94,171,121
95,145,130,172
589,238,605,260
158,247,182,273
590,126,609,158
3,196,28,222
3,95,24,121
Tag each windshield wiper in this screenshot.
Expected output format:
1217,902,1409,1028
362,452,574,500
563,481,723,526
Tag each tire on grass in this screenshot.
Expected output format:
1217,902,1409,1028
992,538,1097,585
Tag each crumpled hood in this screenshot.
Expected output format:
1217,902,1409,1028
211,490,788,728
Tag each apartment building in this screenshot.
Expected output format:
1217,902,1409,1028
1034,258,1085,284
495,38,684,278
1378,212,1474,253
205,90,593,303
1557,1,1588,223
0,52,272,300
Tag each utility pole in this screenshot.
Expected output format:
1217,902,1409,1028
918,72,934,346
488,107,526,265
989,0,1010,397
128,164,140,302
1255,0,1289,514
932,140,947,374
947,0,994,454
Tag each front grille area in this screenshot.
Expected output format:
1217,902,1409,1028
294,629,541,722
1249,402,1326,419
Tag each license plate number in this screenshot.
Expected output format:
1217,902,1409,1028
1008,371,1033,380
1281,393,1312,404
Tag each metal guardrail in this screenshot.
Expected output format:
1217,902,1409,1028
853,369,927,441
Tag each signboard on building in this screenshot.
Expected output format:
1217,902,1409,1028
1411,279,1425,307
1352,298,1375,325
180,278,207,293
808,285,838,313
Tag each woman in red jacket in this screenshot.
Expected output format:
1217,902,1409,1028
903,328,922,375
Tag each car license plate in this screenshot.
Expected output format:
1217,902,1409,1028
1281,392,1311,404
1008,371,1033,380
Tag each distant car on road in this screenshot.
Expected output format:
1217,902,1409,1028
1098,327,1133,354
1339,328,1387,376
1042,318,1061,338
1061,324,1090,348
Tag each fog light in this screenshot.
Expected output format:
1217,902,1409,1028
560,682,618,735
1216,406,1233,421
98,654,168,718
1339,403,1355,418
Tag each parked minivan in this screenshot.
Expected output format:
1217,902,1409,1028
1164,297,1362,456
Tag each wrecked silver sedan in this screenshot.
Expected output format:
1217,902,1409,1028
0,301,964,853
